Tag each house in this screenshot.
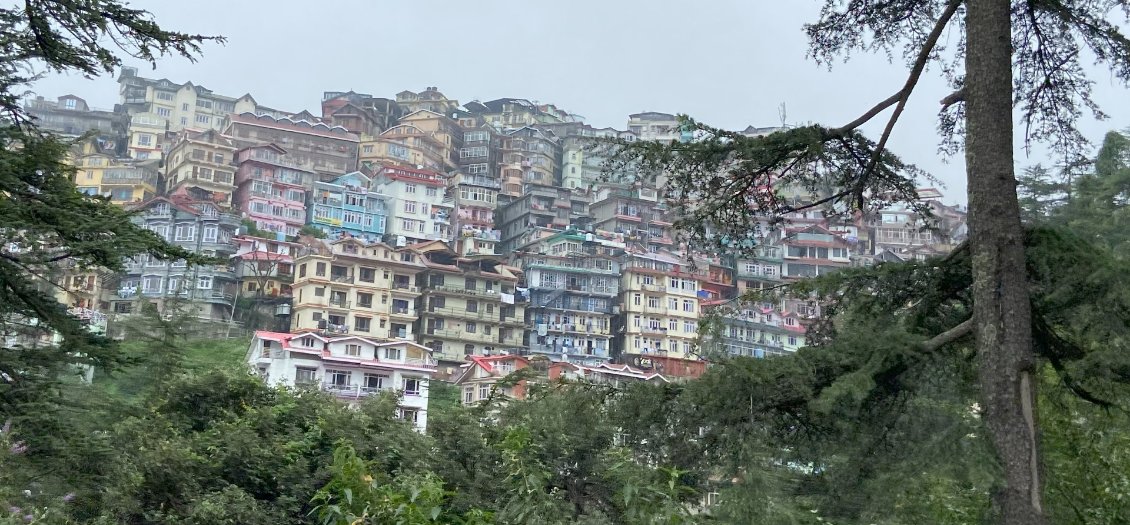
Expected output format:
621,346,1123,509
779,224,853,279
247,331,436,432
454,354,531,405
414,242,526,364
164,129,238,208
449,171,502,256
615,251,707,362
308,171,389,243
224,112,359,181
289,237,426,340
370,164,452,243
112,196,241,321
548,361,668,386
232,144,317,237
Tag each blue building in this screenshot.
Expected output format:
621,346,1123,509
309,171,388,242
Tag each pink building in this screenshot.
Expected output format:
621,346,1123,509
233,144,316,237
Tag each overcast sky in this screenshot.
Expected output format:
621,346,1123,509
31,0,1130,205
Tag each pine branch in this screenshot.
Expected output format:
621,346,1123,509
920,317,973,352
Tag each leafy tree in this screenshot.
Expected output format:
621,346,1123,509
299,225,327,239
610,1,1130,522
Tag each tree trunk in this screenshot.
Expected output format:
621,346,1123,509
964,0,1046,523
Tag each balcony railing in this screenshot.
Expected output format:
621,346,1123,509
392,282,420,293
432,285,499,298
330,273,354,283
328,298,351,309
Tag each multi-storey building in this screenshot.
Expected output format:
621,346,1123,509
450,172,502,256
735,243,784,294
164,129,238,208
24,95,127,137
232,144,317,237
112,197,240,320
289,237,426,340
589,185,674,252
370,165,451,244
394,87,459,115
626,112,683,142
414,242,525,365
232,234,298,300
116,67,285,134
701,301,807,358
247,331,436,432
496,184,591,253
309,171,388,243
457,122,500,183
780,224,853,279
558,127,627,191
616,251,706,365
360,120,449,172
397,110,464,171
454,354,530,405
498,126,560,195
321,91,403,137
224,112,359,181
516,230,622,364
70,136,159,205
464,98,576,128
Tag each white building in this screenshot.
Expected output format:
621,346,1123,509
246,331,437,432
371,165,452,244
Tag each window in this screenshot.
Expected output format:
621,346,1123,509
466,322,477,334
403,201,417,213
464,131,489,142
195,114,211,124
180,117,188,126
345,344,361,356
202,224,218,242
466,163,488,174
683,300,694,313
459,146,488,158
405,184,417,194
362,144,374,154
384,347,402,360
788,336,798,346
364,374,387,390
137,134,153,146
466,300,478,312
197,276,212,289
357,292,373,308
359,267,375,282
633,293,641,306
478,384,490,399
174,223,195,242
314,286,325,297
354,317,371,332
316,262,326,277
156,91,174,101
648,296,660,308
295,367,317,384
464,388,474,403
181,103,190,111
142,276,162,292
326,369,350,387
403,377,422,396
425,187,437,197
299,264,307,278
400,409,419,424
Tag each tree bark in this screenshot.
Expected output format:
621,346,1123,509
964,1,1046,523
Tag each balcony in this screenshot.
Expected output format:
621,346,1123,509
390,306,417,318
330,272,354,283
432,285,500,298
427,306,495,322
327,297,351,309
392,282,420,294
640,326,669,336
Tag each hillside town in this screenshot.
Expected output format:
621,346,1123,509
28,69,967,432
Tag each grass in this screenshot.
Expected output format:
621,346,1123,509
91,336,251,402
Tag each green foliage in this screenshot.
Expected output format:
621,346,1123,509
299,225,327,239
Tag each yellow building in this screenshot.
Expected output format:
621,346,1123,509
290,238,425,340
71,138,158,205
164,129,239,208
414,242,526,364
359,124,448,172
618,251,706,361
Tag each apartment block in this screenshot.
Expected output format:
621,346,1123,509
71,137,158,205
321,91,403,137
290,238,426,340
224,112,359,181
498,126,560,196
454,354,530,405
117,67,285,134
496,184,590,253
464,98,577,129
24,95,127,137
360,120,450,173
450,172,502,256
113,197,241,321
233,144,317,237
589,185,674,251
415,242,525,365
247,331,436,432
702,301,807,358
370,164,452,243
780,224,853,279
616,251,707,364
395,87,460,115
164,129,238,208
454,112,501,183
232,234,298,299
626,112,683,142
735,244,784,294
517,231,622,364
309,171,388,243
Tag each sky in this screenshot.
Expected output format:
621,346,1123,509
30,0,1130,205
